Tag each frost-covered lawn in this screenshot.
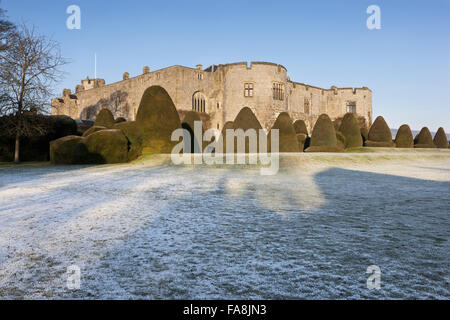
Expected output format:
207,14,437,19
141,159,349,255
0,153,449,299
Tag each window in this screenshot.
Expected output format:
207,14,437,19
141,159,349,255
197,73,203,80
217,102,220,109
192,92,206,112
346,102,356,113
304,98,310,114
244,83,254,97
273,83,284,100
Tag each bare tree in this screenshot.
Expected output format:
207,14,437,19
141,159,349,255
0,24,67,163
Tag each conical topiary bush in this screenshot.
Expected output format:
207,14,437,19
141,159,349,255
231,107,264,153
360,127,369,143
365,116,394,147
336,131,346,150
305,114,342,152
339,113,363,148
296,134,307,152
394,124,413,148
181,111,203,153
414,127,436,148
135,86,181,154
293,119,308,135
268,112,300,152
94,109,115,128
433,127,448,149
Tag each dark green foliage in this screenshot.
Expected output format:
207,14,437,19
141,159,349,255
414,127,436,148
433,127,448,149
76,120,94,135
296,133,307,152
333,118,342,132
231,107,264,153
115,117,127,124
336,131,346,150
135,86,181,154
82,126,107,137
339,113,363,148
293,119,308,135
73,129,129,164
366,116,394,147
305,114,342,152
268,112,299,152
394,124,413,148
360,127,369,143
0,115,77,161
94,109,115,128
50,135,83,164
181,111,203,153
113,121,144,161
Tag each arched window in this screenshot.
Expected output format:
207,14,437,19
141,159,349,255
192,92,206,112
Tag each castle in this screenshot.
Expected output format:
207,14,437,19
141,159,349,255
51,61,373,131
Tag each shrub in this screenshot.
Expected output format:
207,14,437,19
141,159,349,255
339,113,363,148
293,119,308,135
296,133,307,152
360,127,369,143
414,127,436,148
366,116,394,147
181,111,203,153
82,126,107,137
231,107,264,153
0,114,77,162
433,127,448,149
135,86,181,154
94,109,115,128
73,129,129,164
50,135,83,164
336,131,346,150
113,121,144,161
394,124,413,148
115,117,127,124
268,112,299,152
305,114,342,152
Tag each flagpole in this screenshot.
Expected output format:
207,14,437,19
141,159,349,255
94,53,97,79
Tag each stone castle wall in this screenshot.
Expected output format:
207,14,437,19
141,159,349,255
52,61,372,131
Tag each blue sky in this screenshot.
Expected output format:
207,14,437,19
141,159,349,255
3,0,450,131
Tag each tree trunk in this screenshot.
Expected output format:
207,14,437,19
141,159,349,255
14,133,20,163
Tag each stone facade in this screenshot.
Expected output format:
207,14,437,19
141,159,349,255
51,61,372,131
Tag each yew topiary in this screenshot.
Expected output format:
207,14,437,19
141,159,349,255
336,131,346,150
339,113,363,148
94,109,115,128
365,116,394,147
394,124,414,148
50,135,83,164
135,86,181,154
296,133,307,152
305,114,342,152
268,112,300,152
82,125,107,137
231,107,264,153
293,119,308,135
433,127,448,149
414,127,436,148
73,129,129,164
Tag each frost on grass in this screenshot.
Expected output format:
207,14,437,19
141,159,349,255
0,154,449,299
